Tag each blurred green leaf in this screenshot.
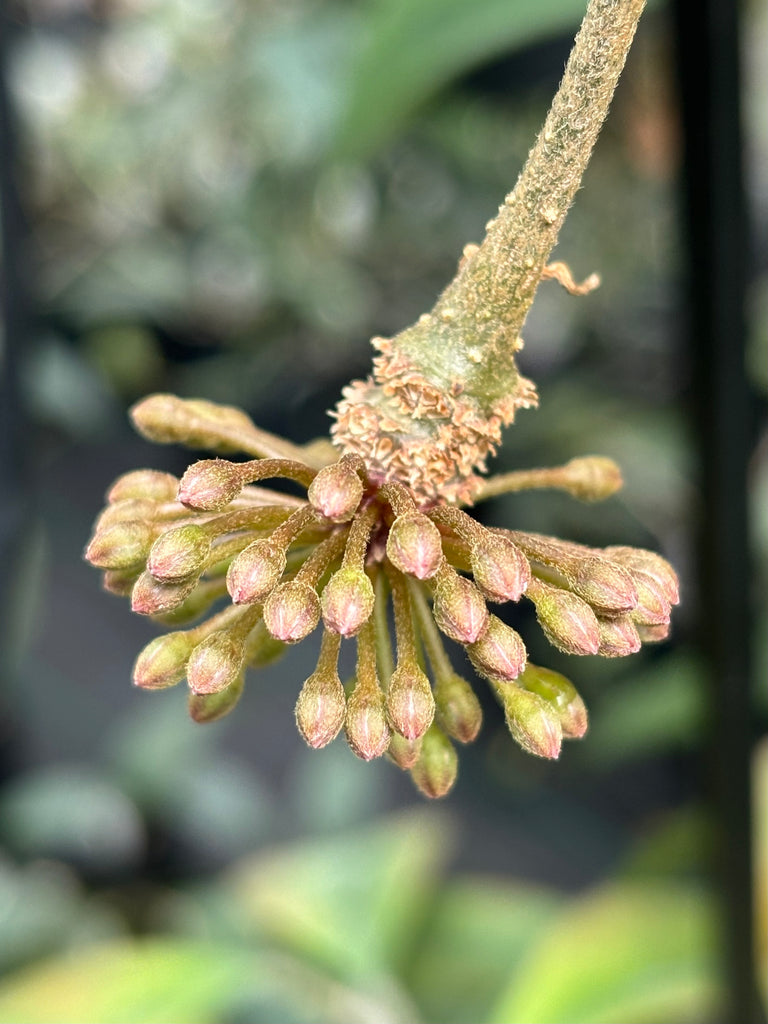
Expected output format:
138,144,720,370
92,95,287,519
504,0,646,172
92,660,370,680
225,810,452,981
409,879,562,1023
0,940,252,1024
489,883,720,1024
336,0,586,159
619,805,713,879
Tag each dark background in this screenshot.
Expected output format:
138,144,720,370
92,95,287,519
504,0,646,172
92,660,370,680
0,0,765,1021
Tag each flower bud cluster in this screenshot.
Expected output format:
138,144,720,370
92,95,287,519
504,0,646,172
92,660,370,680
85,393,679,799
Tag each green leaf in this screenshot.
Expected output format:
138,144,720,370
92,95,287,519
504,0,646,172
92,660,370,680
0,940,253,1024
409,879,561,1023
336,0,587,159
489,883,720,1024
224,809,453,981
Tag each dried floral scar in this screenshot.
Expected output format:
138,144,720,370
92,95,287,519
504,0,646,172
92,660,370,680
85,0,676,797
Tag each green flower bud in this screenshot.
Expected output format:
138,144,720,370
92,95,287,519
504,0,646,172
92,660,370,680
96,499,158,530
345,679,390,761
386,664,435,740
597,614,641,656
321,567,375,637
132,632,194,690
102,567,141,596
386,513,443,579
307,461,364,522
572,555,638,613
470,534,531,603
386,732,423,770
147,524,211,583
432,571,489,644
295,668,346,749
497,685,562,759
467,615,527,681
130,394,256,453
151,577,227,626
527,579,600,655
264,581,321,643
85,520,155,570
518,663,587,739
410,725,458,799
178,458,244,511
131,572,198,615
227,539,286,604
559,456,623,502
604,545,680,605
434,672,483,743
186,630,246,694
107,470,179,504
188,672,245,723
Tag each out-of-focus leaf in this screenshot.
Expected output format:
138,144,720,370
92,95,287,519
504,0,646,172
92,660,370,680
0,940,253,1024
409,879,562,1023
490,883,720,1024
336,0,586,159
225,810,452,980
619,805,713,879
586,654,705,764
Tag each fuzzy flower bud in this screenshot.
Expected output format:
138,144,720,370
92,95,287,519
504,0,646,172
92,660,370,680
102,568,141,597
628,571,672,626
410,725,458,799
321,567,375,637
386,665,435,741
386,513,443,579
96,499,158,531
636,621,670,643
470,534,531,603
496,684,562,759
188,673,245,723
131,572,197,615
527,579,600,655
186,631,246,694
432,570,489,644
178,459,245,511
572,555,638,614
132,632,194,690
467,615,527,682
147,524,211,583
558,456,623,502
227,540,286,604
307,460,364,522
85,520,155,570
386,733,423,770
295,658,346,749
130,394,256,453
604,546,680,605
345,681,391,760
107,469,179,504
597,615,641,656
434,672,483,743
264,581,321,643
518,663,587,739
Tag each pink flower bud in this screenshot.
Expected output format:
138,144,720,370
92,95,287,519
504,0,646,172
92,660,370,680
470,535,531,603
604,546,680,605
345,681,391,760
132,632,194,690
263,581,321,643
178,459,244,511
307,462,364,522
188,673,244,723
572,555,638,613
147,524,211,583
131,571,198,615
85,520,155,570
627,570,671,626
295,668,346,749
432,572,489,644
321,567,375,637
434,672,483,743
227,539,286,604
186,631,245,694
467,616,527,681
107,470,179,504
386,513,443,579
386,733,423,770
386,665,435,740
518,663,587,739
635,621,670,643
410,725,458,799
528,581,600,655
597,615,641,656
497,685,562,759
